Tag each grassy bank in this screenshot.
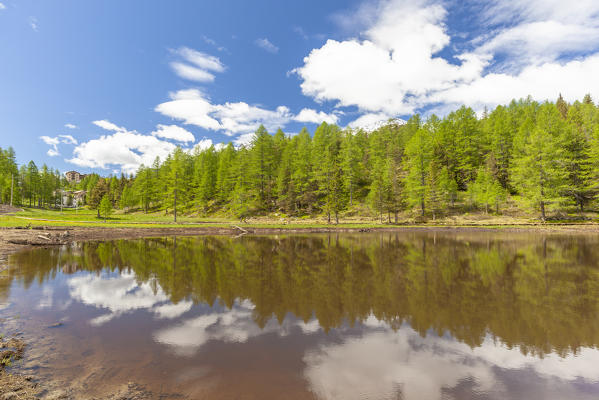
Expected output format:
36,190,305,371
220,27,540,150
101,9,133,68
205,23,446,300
1,206,598,230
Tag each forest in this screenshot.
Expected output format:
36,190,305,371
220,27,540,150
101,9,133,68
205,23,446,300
2,94,599,222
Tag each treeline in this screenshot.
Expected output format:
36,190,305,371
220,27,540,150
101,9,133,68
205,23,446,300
3,95,599,221
0,148,66,208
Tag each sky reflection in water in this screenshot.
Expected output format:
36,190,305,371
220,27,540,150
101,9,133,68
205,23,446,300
2,232,599,399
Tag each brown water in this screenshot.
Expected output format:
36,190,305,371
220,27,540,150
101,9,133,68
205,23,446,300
1,232,599,399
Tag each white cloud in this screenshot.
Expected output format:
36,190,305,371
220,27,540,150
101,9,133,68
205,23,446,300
170,47,225,82
58,134,78,145
213,103,291,135
154,299,320,356
152,301,193,319
40,135,77,156
40,136,60,146
347,112,393,130
294,0,487,116
69,120,178,174
294,108,339,124
155,89,221,130
174,47,225,72
233,132,255,147
0,3,6,10
29,16,38,31
150,124,195,143
191,138,214,152
155,89,293,136
93,119,126,132
170,62,216,82
304,317,599,400
64,123,77,129
68,272,169,325
202,36,227,52
255,38,279,53
68,271,195,325
431,55,599,111
295,0,599,118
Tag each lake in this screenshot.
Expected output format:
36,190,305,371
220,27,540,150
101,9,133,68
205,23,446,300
1,232,599,399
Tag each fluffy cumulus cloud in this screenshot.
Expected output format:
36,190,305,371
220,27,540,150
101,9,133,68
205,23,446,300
294,108,339,124
295,0,599,118
347,112,398,130
191,137,215,152
64,123,77,129
155,89,294,136
170,47,225,82
68,120,188,173
150,124,195,143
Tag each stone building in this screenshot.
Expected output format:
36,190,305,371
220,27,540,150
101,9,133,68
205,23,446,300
65,170,87,183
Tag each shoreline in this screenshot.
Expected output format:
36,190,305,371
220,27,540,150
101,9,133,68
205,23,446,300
2,223,599,258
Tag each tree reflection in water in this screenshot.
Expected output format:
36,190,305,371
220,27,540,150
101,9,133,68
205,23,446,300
6,232,599,358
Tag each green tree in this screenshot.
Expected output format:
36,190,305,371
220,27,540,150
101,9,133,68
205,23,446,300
250,125,275,210
99,194,112,221
89,178,109,217
512,104,567,221
404,125,433,216
471,165,505,213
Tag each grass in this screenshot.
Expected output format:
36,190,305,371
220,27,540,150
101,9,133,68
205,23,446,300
1,206,598,230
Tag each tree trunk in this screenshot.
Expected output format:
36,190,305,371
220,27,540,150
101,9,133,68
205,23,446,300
394,211,398,224
540,201,546,222
327,211,331,224
485,203,488,214
335,211,339,225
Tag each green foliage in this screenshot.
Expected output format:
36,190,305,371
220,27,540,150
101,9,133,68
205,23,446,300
3,95,599,222
404,124,432,216
99,194,112,221
512,104,568,220
470,165,505,213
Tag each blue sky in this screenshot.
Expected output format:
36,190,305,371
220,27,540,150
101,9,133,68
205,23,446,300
2,0,599,174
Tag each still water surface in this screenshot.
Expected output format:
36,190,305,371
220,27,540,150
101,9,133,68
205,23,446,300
1,232,599,399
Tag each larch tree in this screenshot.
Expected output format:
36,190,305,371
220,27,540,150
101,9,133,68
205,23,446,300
512,104,567,221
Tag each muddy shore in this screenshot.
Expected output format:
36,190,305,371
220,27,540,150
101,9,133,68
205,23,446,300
3,222,599,254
